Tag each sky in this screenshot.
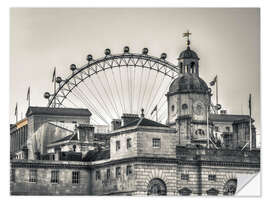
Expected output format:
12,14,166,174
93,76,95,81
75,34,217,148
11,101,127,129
10,8,260,140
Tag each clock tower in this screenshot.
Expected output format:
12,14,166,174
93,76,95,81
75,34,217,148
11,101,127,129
166,31,212,147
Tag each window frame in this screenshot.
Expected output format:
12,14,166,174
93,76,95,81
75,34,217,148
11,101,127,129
181,173,189,181
126,165,132,176
116,140,120,151
106,168,111,180
51,170,59,184
72,171,80,184
29,169,37,183
95,170,101,181
208,174,216,181
152,138,161,148
127,138,132,149
11,168,15,182
116,167,121,178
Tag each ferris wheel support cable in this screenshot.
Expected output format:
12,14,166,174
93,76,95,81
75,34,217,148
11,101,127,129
82,80,114,121
75,87,110,125
144,70,159,115
102,69,120,118
96,73,119,118
110,68,124,114
126,65,131,113
136,65,144,114
65,97,79,108
132,64,137,113
130,65,133,113
153,79,173,114
140,68,151,113
88,77,114,120
73,87,109,125
145,74,166,116
118,65,126,113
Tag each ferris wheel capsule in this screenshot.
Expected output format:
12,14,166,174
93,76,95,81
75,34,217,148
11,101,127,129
105,48,111,56
44,92,51,99
87,54,93,62
56,76,62,84
70,64,77,71
142,48,148,55
123,46,129,53
160,53,167,60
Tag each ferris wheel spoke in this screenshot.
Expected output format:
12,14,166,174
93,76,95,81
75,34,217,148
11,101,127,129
96,73,119,118
74,87,109,125
145,74,166,116
118,66,126,113
82,80,114,121
140,68,151,111
145,70,159,114
102,70,120,118
88,78,114,120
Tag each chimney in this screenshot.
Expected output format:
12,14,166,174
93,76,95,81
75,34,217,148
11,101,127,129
220,110,227,114
111,119,122,131
76,124,94,144
121,113,139,126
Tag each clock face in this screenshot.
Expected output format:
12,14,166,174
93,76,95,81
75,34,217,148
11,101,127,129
193,101,205,115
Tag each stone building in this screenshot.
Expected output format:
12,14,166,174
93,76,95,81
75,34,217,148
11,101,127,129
10,38,260,196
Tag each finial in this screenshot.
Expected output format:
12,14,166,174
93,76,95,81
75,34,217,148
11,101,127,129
141,108,144,118
183,30,192,46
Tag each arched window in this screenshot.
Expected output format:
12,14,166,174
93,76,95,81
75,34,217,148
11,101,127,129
223,179,237,195
195,129,205,136
190,62,196,73
73,145,76,152
147,178,167,196
171,105,175,112
179,62,183,73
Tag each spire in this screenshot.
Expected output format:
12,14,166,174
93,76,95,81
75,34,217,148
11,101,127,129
182,30,192,47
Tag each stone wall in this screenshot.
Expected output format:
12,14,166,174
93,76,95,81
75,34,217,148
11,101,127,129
90,161,136,195
10,160,91,195
134,162,178,195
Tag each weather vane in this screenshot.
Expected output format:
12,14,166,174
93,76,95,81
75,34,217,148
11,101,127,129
183,30,192,46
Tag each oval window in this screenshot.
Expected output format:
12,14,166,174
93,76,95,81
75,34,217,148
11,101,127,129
182,104,188,110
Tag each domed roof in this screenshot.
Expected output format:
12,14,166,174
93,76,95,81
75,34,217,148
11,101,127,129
178,46,199,60
169,73,209,94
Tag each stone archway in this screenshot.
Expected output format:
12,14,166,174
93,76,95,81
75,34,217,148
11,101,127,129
147,178,167,196
223,179,237,196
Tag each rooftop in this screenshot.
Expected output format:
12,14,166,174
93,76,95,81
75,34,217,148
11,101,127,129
26,106,92,117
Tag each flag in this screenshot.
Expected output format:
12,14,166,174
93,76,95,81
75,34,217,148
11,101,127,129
210,75,217,86
151,105,157,115
52,67,56,82
249,94,252,116
27,86,30,100
14,103,17,116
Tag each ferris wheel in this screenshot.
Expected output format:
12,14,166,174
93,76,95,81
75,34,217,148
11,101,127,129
44,47,180,125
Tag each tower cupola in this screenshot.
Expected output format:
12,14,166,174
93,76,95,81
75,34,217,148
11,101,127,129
178,30,200,76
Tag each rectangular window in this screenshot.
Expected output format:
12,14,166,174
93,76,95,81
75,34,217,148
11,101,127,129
51,170,59,184
116,140,120,151
106,169,111,179
181,174,189,180
126,165,132,176
208,174,216,181
116,167,121,178
152,138,161,148
96,170,101,181
11,169,15,182
72,171,80,184
29,169,37,183
127,138,132,149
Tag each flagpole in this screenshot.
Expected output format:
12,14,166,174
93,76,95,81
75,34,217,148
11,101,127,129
216,75,218,114
207,105,209,149
249,94,252,151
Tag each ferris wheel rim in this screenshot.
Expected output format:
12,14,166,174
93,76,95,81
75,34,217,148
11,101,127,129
47,52,179,108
